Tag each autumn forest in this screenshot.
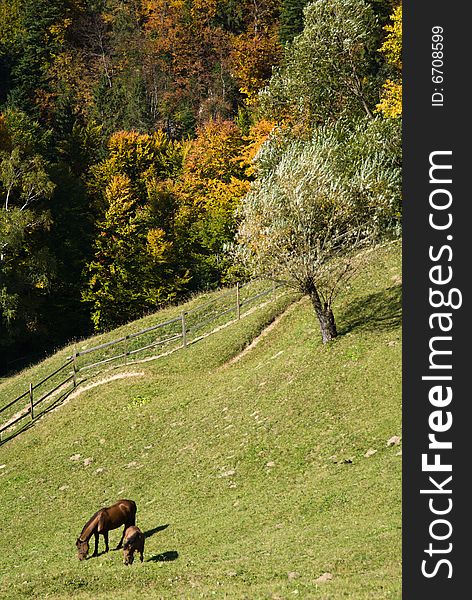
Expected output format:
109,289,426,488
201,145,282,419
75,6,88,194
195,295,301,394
0,0,402,373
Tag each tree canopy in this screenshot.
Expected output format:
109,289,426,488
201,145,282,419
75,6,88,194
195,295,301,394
236,117,401,342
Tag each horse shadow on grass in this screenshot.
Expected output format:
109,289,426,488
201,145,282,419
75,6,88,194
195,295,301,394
337,284,402,337
144,524,169,539
147,550,179,562
143,524,177,563
89,549,109,559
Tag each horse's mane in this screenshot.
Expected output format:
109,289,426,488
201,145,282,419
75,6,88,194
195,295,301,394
80,509,101,537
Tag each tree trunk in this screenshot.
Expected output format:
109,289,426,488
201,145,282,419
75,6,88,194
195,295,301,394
307,284,337,344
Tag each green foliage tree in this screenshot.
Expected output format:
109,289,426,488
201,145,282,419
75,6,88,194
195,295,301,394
0,111,56,357
236,118,401,343
9,0,75,114
0,0,23,50
261,0,381,126
0,0,23,104
366,0,396,23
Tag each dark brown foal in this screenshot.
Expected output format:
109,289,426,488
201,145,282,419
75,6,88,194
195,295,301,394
123,525,145,565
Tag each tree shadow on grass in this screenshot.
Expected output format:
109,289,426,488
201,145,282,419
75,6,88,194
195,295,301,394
337,284,402,336
147,550,179,562
144,524,169,539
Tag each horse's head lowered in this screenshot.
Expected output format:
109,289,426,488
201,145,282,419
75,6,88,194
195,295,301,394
76,538,89,561
123,541,135,565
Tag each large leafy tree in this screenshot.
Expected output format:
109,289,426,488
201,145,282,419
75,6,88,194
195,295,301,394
0,111,56,356
261,0,381,126
83,130,187,330
236,119,401,343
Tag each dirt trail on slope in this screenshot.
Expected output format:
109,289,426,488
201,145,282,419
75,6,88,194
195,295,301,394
57,371,145,407
1,371,145,434
224,298,304,367
1,293,294,435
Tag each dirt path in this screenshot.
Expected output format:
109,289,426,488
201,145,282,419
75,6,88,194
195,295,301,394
56,371,145,407
0,371,145,435
1,292,293,438
224,298,303,367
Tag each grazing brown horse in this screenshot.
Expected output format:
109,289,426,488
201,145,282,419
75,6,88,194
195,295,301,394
76,499,137,560
123,525,145,565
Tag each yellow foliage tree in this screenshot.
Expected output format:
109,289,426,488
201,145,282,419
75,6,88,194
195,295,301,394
173,118,257,285
230,31,282,104
0,0,22,53
239,119,276,177
376,4,402,118
84,130,188,329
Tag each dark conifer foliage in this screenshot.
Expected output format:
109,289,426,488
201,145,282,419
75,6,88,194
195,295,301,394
279,0,310,44
10,1,74,115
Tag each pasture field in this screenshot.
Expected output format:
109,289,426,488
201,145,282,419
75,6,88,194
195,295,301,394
0,243,401,599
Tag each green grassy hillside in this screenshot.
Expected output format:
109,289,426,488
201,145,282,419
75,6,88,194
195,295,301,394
0,243,401,600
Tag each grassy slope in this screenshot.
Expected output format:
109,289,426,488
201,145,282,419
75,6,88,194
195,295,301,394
0,243,401,600
0,282,274,411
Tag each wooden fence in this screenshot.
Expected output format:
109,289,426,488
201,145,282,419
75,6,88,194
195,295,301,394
0,279,282,443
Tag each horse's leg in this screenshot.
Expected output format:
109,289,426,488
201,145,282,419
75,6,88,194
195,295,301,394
94,514,107,556
103,530,109,553
92,532,99,557
115,525,126,550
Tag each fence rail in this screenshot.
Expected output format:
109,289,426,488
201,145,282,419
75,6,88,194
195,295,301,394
0,279,284,443
31,359,73,391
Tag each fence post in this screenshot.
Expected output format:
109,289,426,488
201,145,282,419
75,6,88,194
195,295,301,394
29,383,34,420
236,282,241,320
124,335,129,365
72,345,78,388
181,311,187,348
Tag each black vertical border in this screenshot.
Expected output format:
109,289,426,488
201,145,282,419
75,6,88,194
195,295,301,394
404,1,471,597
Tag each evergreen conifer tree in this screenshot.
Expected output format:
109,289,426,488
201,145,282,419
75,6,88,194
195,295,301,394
279,0,309,45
